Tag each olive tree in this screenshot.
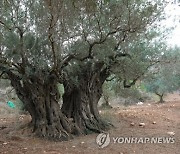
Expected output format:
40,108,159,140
0,0,166,140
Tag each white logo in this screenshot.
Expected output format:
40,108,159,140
96,133,110,148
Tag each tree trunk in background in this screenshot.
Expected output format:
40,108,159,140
100,93,113,109
159,94,164,103
155,92,164,103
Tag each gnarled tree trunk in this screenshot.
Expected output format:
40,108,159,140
6,62,112,140
62,66,112,134
7,71,74,141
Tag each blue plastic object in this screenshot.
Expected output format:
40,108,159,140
7,101,15,108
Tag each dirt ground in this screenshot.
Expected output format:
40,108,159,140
0,93,179,154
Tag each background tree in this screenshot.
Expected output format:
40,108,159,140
100,80,115,109
144,47,180,103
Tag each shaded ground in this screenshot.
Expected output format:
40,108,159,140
0,93,179,154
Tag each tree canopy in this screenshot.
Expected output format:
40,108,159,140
144,46,180,103
0,0,174,140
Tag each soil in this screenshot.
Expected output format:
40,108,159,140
0,93,179,154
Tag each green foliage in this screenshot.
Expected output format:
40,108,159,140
0,0,174,106
103,81,115,97
114,82,144,102
102,80,115,104
144,47,180,96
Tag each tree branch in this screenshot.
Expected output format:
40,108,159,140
0,19,12,30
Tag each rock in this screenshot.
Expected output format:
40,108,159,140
0,126,7,130
152,121,156,124
23,148,28,150
81,142,85,144
130,122,135,126
139,123,145,127
167,132,175,136
137,102,143,105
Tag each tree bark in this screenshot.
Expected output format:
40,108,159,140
6,62,112,140
7,71,73,141
62,68,112,134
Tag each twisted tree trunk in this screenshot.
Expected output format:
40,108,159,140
6,62,112,140
62,67,112,134
7,71,73,141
